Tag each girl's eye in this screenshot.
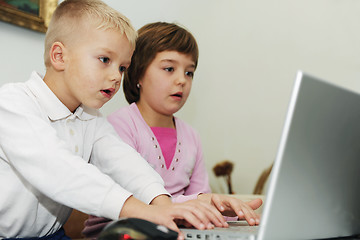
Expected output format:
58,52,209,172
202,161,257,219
119,66,127,72
185,71,194,78
164,67,174,72
99,57,110,64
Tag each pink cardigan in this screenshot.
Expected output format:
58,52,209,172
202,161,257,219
107,103,211,202
82,104,224,238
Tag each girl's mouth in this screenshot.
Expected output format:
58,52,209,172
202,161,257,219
171,92,183,98
171,92,183,100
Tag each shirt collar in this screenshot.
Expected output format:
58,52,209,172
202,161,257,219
27,71,97,121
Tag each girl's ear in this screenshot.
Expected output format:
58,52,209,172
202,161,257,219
49,42,66,71
138,78,144,87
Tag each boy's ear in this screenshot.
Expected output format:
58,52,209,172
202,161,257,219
49,42,66,71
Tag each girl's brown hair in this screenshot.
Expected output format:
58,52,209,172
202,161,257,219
123,22,199,104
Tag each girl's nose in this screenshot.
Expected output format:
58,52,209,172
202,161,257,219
175,73,187,85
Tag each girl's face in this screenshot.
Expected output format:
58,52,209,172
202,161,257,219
138,50,195,119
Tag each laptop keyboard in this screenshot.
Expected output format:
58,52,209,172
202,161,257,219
183,221,259,240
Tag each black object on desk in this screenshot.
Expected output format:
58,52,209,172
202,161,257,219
97,218,178,240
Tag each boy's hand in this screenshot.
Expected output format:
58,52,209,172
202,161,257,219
198,193,262,226
150,194,228,229
120,196,228,240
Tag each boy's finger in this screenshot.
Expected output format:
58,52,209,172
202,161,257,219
167,220,180,232
163,221,185,240
177,231,185,240
198,201,228,228
178,203,224,229
174,209,206,230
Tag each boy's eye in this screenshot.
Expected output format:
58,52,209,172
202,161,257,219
186,71,194,78
99,57,110,64
164,67,174,72
119,66,127,72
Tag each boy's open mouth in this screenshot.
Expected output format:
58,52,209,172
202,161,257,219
102,89,111,94
101,88,115,98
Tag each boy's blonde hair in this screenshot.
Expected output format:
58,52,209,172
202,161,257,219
44,0,137,68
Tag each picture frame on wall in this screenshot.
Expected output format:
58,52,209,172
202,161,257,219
0,0,57,33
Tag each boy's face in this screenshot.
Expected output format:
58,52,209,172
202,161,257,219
138,50,195,117
61,26,133,111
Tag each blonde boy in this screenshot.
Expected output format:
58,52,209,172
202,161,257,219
0,0,226,239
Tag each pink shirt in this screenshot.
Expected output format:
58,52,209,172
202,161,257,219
107,103,211,202
151,127,177,169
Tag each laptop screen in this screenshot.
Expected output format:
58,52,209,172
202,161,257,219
259,71,360,240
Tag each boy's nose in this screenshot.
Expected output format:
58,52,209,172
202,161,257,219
110,70,123,84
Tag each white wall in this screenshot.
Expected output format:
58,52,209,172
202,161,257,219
1,0,360,194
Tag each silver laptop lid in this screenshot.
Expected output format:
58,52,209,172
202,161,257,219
258,71,360,240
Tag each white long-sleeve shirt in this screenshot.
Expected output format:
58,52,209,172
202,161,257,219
0,72,168,238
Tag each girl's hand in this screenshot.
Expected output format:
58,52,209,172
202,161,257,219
198,193,262,226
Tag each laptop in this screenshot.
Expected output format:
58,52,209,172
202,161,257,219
181,71,360,240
